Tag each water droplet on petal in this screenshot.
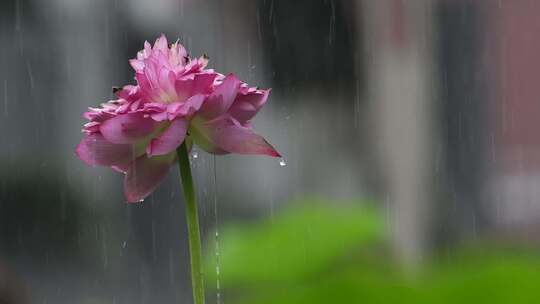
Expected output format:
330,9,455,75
279,159,286,167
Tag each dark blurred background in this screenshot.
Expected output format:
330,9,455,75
2,0,540,303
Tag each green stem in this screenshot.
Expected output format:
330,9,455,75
177,142,205,304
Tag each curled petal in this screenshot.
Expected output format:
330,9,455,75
124,153,175,203
191,117,280,157
198,74,241,119
100,113,159,144
228,89,270,125
147,118,188,156
215,125,280,157
76,133,137,167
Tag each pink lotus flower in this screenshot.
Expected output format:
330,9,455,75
76,34,280,202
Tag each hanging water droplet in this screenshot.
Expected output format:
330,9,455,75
138,199,144,203
279,159,286,167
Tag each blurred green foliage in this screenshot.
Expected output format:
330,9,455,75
204,197,383,285
204,197,540,303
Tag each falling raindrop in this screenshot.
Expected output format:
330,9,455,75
354,78,360,129
151,219,157,262
102,227,108,269
191,151,198,159
15,0,21,32
279,159,286,167
256,9,262,42
3,80,8,116
26,60,34,90
328,0,335,46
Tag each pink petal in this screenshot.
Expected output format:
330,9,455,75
100,113,159,144
183,94,206,114
130,100,142,111
129,59,145,71
169,42,188,67
83,121,101,133
189,118,228,155
75,133,137,167
228,89,270,124
136,63,178,103
136,72,154,98
83,108,115,122
215,125,280,157
192,73,217,95
191,117,280,157
151,111,169,122
143,102,167,112
124,153,175,203
143,41,152,56
174,73,217,103
158,68,176,96
153,34,169,52
167,94,205,119
147,118,188,156
116,103,130,114
198,74,241,119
